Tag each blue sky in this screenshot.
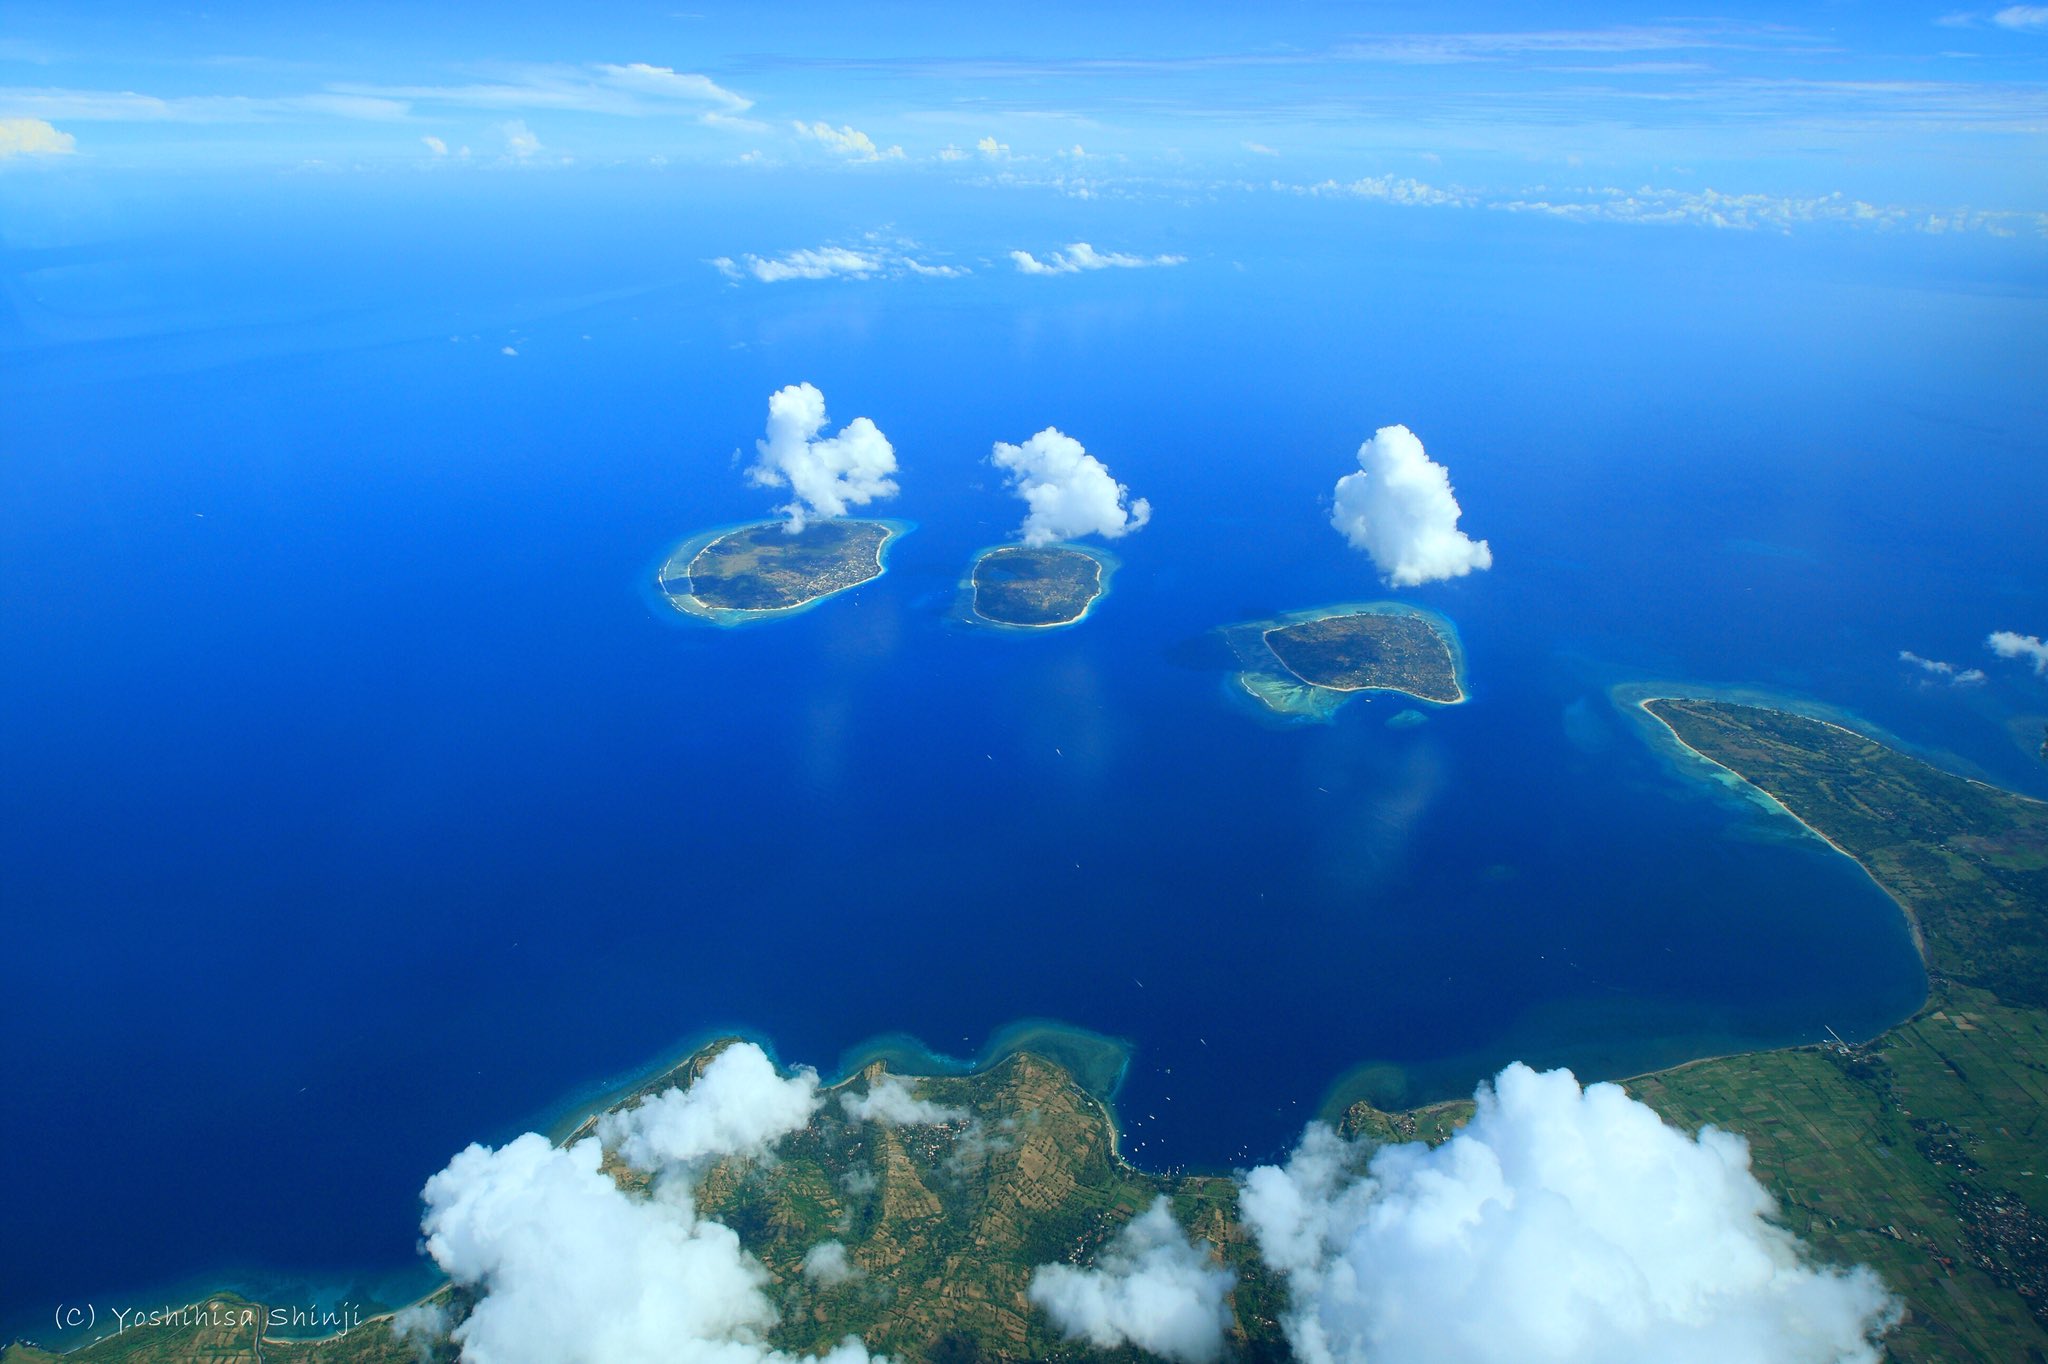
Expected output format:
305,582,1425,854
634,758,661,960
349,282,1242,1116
2,1,2046,235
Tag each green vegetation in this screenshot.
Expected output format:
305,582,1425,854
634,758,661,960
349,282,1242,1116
0,1295,430,1364
1220,603,1466,721
1644,698,2048,1006
1631,697,2048,1362
25,696,2048,1364
1262,611,1462,704
658,519,899,620
968,545,1106,628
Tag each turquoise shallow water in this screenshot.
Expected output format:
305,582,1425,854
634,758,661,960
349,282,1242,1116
3,181,2045,1335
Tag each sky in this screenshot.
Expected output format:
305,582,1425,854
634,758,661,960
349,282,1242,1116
3,1,2046,237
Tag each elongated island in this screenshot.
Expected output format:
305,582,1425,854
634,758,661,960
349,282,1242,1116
657,519,907,625
965,544,1113,629
1222,602,1466,720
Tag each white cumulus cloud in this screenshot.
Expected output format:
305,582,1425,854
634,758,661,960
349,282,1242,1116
976,135,1011,159
597,1042,821,1173
1010,242,1186,275
1239,1063,1899,1364
0,116,76,159
420,135,447,155
747,383,900,532
1330,424,1492,586
419,1040,876,1364
990,428,1151,547
1988,630,2048,674
840,1074,970,1126
1029,1197,1234,1364
794,121,903,161
501,119,540,159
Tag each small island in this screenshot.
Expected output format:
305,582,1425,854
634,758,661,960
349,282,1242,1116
1264,610,1464,704
966,545,1111,629
1221,603,1466,720
657,519,905,625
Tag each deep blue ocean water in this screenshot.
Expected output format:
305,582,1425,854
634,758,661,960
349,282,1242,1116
4,175,2046,1334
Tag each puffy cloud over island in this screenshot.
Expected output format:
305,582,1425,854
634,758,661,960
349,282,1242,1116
415,1043,876,1364
1029,1197,1235,1363
747,383,900,531
398,1046,1901,1364
1239,1063,1897,1364
840,1073,969,1126
991,428,1151,547
1331,424,1492,586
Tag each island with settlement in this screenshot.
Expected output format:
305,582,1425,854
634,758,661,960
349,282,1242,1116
964,544,1114,629
657,519,906,625
1222,602,1466,720
13,697,2048,1364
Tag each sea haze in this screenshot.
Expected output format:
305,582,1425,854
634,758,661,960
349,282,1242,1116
3,176,2045,1331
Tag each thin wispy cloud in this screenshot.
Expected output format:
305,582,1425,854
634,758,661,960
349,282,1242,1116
0,87,409,122
331,61,752,121
1268,173,2048,238
1899,650,1987,685
1993,5,2048,30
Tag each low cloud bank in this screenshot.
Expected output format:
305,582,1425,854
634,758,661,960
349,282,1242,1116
991,428,1151,547
840,1073,969,1126
1010,242,1185,274
1330,424,1491,586
418,1042,877,1364
1029,1197,1234,1364
1988,630,2048,674
1240,1063,1898,1364
598,1041,820,1172
747,383,900,531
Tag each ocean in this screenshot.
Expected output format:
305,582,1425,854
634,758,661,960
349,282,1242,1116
4,172,2045,1334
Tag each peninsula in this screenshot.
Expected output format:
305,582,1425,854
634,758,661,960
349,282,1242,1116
657,519,903,624
1619,696,2048,1361
966,545,1110,629
19,701,2048,1364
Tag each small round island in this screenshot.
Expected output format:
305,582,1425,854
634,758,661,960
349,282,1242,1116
966,544,1114,630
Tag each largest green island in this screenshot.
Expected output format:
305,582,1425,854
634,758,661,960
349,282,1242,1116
657,518,906,625
15,698,2048,1364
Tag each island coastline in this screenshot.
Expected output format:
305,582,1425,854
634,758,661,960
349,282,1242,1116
654,518,911,627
